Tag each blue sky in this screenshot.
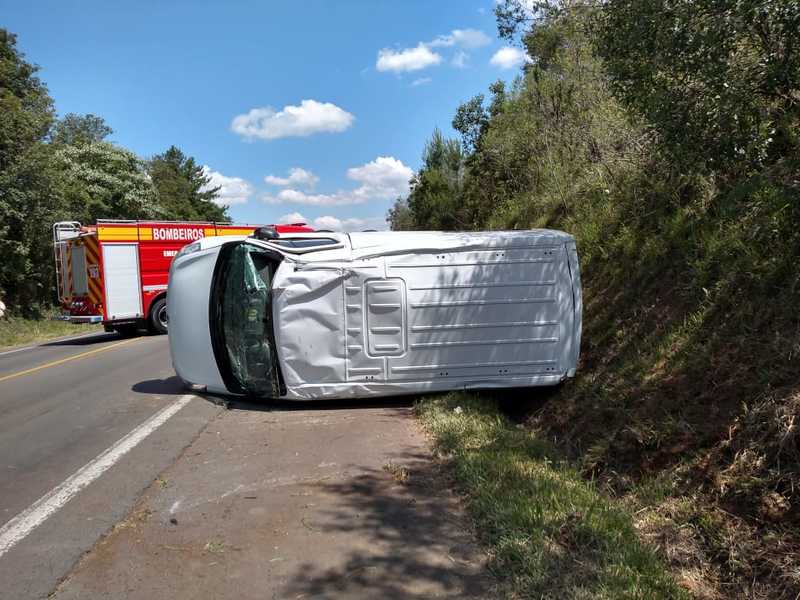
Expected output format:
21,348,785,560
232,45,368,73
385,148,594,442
2,1,528,230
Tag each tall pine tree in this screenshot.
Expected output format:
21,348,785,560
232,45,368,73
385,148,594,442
148,146,227,222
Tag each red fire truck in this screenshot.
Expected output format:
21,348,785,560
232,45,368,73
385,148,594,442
53,219,313,335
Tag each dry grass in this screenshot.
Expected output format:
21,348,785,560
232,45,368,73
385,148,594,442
382,461,411,483
0,316,100,348
417,393,686,599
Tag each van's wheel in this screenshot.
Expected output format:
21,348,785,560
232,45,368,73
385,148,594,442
149,297,168,335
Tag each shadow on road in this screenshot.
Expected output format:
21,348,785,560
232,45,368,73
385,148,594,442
222,394,419,413
131,375,189,396
131,376,423,413
42,332,121,347
280,454,491,598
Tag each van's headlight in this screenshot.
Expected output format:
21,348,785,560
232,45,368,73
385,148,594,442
176,241,202,259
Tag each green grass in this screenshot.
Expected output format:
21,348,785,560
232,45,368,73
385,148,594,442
417,393,687,599
0,317,101,348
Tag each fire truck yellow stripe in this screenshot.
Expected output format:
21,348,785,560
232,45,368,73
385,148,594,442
204,228,217,237
97,226,140,241
84,237,99,263
88,278,102,304
80,234,102,305
138,228,153,240
219,228,255,236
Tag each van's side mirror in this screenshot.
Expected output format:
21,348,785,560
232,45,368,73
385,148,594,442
253,226,278,241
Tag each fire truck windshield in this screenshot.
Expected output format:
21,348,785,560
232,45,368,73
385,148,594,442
210,243,280,397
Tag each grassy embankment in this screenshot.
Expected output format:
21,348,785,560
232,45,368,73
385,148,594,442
0,316,100,348
416,164,799,598
531,167,800,599
416,163,799,598
402,4,799,593
417,393,687,599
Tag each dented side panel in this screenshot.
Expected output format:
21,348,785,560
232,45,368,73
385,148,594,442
271,261,347,390
270,230,581,400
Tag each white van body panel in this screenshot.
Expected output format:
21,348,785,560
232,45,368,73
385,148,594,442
168,230,582,400
167,245,228,393
270,230,581,400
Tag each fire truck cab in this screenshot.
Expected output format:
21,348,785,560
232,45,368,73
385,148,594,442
53,220,313,335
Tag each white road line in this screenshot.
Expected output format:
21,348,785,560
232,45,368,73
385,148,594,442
0,346,34,357
0,394,195,558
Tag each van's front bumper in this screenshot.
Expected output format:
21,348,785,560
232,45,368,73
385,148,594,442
167,244,230,395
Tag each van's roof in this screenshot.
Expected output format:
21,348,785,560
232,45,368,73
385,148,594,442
347,229,575,254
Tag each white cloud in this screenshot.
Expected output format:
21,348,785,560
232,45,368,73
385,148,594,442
376,44,442,73
263,189,343,207
277,211,308,224
411,77,432,87
346,156,413,201
278,212,385,232
262,156,413,207
490,46,531,69
201,166,254,206
312,215,342,230
376,29,490,74
452,51,468,68
264,167,319,189
313,215,387,232
430,28,491,49
231,100,354,140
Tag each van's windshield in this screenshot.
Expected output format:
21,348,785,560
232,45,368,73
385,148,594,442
210,243,280,397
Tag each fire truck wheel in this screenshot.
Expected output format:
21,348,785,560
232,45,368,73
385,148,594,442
149,297,168,335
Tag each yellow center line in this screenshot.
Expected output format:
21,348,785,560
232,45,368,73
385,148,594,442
0,338,143,384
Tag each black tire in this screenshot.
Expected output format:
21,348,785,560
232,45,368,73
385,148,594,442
149,297,168,335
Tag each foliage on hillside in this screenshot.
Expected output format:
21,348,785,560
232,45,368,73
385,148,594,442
394,1,800,596
0,29,228,317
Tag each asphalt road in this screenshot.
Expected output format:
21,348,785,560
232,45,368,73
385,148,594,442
0,332,489,599
52,401,489,599
0,332,220,600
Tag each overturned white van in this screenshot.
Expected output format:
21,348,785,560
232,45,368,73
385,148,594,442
167,230,582,400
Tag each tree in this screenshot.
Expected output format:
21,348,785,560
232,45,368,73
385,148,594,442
386,198,416,231
0,29,57,315
51,113,113,146
406,129,467,230
453,81,507,154
452,95,488,153
55,141,160,221
597,0,800,172
0,29,54,173
0,29,228,315
148,146,227,222
495,0,558,42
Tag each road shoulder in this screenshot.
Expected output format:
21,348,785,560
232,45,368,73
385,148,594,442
52,401,493,599
0,320,103,352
